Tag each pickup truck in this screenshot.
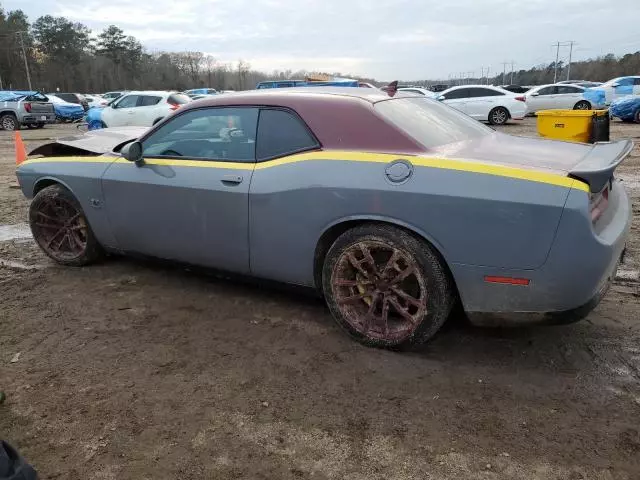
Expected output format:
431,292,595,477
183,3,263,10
0,91,56,130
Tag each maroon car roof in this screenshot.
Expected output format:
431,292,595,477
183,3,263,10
182,88,425,154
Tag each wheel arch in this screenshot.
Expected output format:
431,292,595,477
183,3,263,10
312,216,458,296
32,176,76,199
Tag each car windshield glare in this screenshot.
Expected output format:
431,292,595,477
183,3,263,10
375,97,493,149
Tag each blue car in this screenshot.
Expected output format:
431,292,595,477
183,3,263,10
256,77,359,89
610,96,640,123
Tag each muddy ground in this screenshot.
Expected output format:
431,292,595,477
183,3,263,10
1,120,640,480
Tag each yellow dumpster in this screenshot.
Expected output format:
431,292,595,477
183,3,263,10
536,109,609,143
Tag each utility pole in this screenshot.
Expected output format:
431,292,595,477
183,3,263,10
501,62,509,86
567,41,575,81
17,31,32,91
510,61,516,84
553,41,560,83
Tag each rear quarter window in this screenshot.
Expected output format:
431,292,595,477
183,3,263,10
256,109,319,161
139,96,162,106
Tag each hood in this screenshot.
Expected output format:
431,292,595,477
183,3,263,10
29,126,148,157
430,132,592,175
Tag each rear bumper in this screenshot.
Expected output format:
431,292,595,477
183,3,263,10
21,114,56,124
453,180,631,320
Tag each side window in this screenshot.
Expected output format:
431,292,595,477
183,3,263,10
469,88,504,97
138,95,161,107
634,78,640,86
141,107,259,162
617,77,634,87
537,86,556,95
557,86,581,94
114,95,139,108
443,89,469,100
256,109,319,161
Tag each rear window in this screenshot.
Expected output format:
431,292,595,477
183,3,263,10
375,97,493,149
168,93,191,105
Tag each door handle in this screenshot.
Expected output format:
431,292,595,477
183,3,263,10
221,174,243,185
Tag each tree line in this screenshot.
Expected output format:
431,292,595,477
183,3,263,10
1,3,638,94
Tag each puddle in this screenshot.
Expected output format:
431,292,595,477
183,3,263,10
0,224,32,242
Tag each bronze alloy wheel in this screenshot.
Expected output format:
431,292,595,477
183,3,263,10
323,224,454,348
29,185,103,266
331,240,427,343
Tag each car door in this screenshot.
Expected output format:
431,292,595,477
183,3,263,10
465,88,504,120
556,85,584,108
612,77,634,102
103,94,139,127
530,86,557,111
135,94,163,126
101,106,259,272
441,88,469,114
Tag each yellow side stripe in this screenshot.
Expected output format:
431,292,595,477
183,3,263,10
20,151,590,192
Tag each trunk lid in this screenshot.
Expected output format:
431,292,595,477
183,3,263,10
430,132,633,192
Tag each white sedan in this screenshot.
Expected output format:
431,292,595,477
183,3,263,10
398,87,438,98
524,84,589,114
436,85,526,125
101,91,191,128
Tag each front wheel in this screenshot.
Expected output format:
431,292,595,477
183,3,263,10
322,224,454,348
29,184,104,266
635,109,640,124
0,114,18,131
488,107,509,125
573,100,591,110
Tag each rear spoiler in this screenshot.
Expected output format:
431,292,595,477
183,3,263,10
569,139,634,193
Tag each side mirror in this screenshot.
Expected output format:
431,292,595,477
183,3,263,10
437,95,445,101
611,83,619,87
530,92,539,97
121,141,143,165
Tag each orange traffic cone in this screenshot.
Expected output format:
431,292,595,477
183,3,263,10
15,131,27,165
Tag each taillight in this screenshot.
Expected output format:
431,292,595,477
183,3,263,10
590,184,609,223
24,102,32,112
167,100,180,111
515,96,525,102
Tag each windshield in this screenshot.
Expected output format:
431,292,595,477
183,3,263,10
375,97,493,149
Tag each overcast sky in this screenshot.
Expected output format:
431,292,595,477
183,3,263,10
5,0,640,80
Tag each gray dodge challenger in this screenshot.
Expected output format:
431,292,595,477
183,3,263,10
16,88,632,348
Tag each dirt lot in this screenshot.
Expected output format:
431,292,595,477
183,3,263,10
1,120,640,480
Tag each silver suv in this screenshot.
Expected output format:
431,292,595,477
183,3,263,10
0,92,56,130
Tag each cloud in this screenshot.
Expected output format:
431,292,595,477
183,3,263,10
5,0,640,79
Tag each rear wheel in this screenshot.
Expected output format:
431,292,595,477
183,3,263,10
488,107,509,125
0,114,18,131
29,184,104,266
322,224,454,348
573,100,591,110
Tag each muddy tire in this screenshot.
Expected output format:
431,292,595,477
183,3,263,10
322,224,454,348
488,107,509,125
29,184,104,266
0,113,18,131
